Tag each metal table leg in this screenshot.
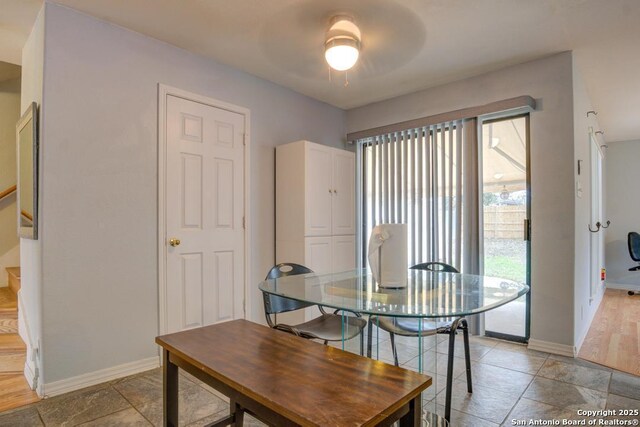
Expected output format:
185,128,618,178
444,318,464,422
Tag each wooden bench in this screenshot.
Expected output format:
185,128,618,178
156,319,432,426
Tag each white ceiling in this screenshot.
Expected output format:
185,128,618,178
2,0,639,142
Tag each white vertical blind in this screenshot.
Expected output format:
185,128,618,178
360,120,479,273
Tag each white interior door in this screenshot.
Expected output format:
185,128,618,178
165,94,245,333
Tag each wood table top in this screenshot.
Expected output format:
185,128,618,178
156,319,431,427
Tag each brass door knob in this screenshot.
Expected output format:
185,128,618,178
169,238,181,247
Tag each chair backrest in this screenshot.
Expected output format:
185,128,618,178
410,262,459,273
262,263,315,317
629,232,640,262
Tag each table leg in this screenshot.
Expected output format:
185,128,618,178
163,349,179,427
399,395,421,426
366,318,373,358
444,318,464,423
461,319,473,393
230,399,244,426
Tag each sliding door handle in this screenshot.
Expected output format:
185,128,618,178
523,219,531,241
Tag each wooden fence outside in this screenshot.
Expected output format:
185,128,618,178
483,205,526,239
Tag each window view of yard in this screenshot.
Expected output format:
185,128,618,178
483,198,527,285
483,196,528,338
484,238,526,283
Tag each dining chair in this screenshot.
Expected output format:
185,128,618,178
367,261,473,416
262,263,367,353
628,232,640,271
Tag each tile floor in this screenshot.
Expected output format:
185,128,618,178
0,331,638,426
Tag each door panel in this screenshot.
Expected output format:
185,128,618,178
166,95,245,333
305,236,332,274
332,235,356,272
481,116,530,341
332,151,356,235
181,154,203,228
213,250,235,322
305,145,333,236
181,252,204,329
214,158,235,229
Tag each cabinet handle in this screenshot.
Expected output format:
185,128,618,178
328,189,333,193
334,189,338,194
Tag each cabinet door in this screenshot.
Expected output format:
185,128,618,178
332,150,356,235
305,236,333,274
332,235,356,273
305,144,333,236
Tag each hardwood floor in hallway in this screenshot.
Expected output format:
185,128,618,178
0,373,39,413
579,288,640,376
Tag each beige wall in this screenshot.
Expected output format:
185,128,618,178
0,77,21,281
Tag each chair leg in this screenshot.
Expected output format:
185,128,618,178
461,319,473,393
389,332,399,367
444,326,456,422
366,319,373,358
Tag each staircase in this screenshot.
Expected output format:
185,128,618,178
0,267,39,412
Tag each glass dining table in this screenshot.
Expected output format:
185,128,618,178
259,268,530,423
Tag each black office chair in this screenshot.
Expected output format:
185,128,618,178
628,232,640,272
367,262,472,422
262,263,367,351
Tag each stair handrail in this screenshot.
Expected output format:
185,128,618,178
0,185,17,202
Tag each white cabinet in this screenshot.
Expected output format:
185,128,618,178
301,143,355,237
276,140,356,274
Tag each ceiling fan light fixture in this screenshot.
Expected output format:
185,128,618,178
325,16,361,72
325,37,360,71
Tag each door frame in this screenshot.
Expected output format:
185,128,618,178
588,128,604,302
478,112,531,343
157,84,251,335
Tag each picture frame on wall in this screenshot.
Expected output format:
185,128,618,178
16,101,38,240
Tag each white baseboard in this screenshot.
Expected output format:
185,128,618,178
528,339,576,357
17,293,30,353
43,356,160,398
24,358,37,392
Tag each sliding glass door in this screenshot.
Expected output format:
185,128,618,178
357,113,531,342
481,115,530,342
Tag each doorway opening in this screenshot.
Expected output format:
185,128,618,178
0,61,40,410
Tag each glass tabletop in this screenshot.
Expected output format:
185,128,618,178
259,269,529,318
